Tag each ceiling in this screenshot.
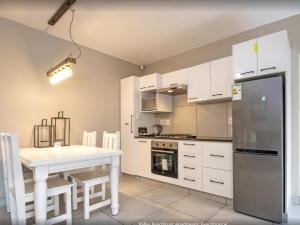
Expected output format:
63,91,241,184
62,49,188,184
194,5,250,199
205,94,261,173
1,0,300,65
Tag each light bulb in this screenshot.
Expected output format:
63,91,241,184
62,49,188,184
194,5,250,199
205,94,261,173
49,67,73,85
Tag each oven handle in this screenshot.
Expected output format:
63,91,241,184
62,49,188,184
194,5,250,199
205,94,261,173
152,149,176,154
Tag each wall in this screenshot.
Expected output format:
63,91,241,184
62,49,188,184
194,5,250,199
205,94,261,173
144,14,300,210
156,95,232,138
0,17,140,203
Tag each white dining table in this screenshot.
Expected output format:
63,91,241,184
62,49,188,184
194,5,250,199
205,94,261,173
20,145,121,225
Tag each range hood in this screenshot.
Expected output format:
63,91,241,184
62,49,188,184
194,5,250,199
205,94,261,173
157,84,187,95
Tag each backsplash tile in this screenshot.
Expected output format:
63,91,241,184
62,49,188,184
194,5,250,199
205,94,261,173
155,94,232,138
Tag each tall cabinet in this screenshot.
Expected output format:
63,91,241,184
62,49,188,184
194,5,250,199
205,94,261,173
120,76,155,175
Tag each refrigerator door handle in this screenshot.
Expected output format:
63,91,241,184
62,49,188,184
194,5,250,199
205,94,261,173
235,148,278,156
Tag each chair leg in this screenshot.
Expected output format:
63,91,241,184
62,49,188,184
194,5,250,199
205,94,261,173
83,184,90,220
54,195,60,216
72,180,78,210
65,188,72,225
101,183,106,201
9,191,17,225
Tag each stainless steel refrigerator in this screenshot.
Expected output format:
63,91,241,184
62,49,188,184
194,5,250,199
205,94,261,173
233,74,285,223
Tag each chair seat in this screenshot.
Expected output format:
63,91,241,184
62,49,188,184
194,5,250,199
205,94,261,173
70,168,110,183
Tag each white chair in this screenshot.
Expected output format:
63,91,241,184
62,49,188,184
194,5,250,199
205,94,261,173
82,131,97,147
70,131,120,220
1,133,73,225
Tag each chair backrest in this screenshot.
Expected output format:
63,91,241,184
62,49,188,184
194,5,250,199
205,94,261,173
1,133,26,222
102,131,120,150
83,131,97,147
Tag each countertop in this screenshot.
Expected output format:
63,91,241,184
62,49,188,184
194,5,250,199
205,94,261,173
135,135,232,142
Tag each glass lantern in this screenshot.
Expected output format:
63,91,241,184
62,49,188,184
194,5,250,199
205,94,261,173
51,111,70,146
34,119,52,148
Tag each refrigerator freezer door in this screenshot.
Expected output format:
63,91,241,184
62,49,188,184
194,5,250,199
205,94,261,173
233,152,284,223
232,76,284,155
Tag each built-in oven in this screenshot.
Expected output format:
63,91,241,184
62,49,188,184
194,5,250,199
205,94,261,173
151,140,178,178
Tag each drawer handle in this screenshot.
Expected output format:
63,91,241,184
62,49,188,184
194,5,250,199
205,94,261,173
212,94,223,97
260,67,276,72
169,83,178,86
188,97,197,100
183,143,195,146
183,166,195,170
139,141,147,143
148,85,155,88
183,154,195,158
140,87,146,89
209,154,224,158
209,179,224,185
184,177,195,182
240,71,255,75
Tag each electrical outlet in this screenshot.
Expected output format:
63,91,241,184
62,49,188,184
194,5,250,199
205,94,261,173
165,119,170,126
159,119,165,125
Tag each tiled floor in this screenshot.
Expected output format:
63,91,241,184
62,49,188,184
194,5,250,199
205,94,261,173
1,174,299,225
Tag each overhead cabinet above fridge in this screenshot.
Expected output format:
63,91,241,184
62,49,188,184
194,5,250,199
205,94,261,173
233,30,290,80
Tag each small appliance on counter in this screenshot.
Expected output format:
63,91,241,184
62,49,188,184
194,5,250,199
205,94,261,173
153,124,162,136
138,127,148,136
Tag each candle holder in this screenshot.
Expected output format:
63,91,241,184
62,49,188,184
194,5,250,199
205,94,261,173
34,119,52,148
51,111,70,146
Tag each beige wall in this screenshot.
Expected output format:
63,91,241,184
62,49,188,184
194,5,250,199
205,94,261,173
0,17,140,147
144,14,300,202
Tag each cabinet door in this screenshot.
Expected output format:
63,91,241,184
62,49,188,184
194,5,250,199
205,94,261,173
162,69,187,88
121,77,135,175
187,63,210,102
135,139,151,177
258,31,289,76
210,56,233,99
233,39,258,80
140,73,161,91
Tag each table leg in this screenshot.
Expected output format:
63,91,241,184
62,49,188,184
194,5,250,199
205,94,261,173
110,156,120,215
34,166,48,225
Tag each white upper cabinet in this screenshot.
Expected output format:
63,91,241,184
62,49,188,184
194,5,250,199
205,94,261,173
187,63,210,103
139,73,161,91
162,69,188,88
210,56,233,99
233,39,258,80
257,30,290,76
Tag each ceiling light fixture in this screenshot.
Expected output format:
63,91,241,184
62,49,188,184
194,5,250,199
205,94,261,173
47,0,81,85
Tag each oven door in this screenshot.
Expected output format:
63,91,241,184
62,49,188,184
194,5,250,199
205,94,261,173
151,148,178,178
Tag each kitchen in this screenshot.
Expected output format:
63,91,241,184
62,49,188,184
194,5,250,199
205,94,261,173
1,1,300,225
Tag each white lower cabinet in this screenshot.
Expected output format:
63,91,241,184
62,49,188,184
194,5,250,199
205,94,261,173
203,167,233,199
134,139,151,178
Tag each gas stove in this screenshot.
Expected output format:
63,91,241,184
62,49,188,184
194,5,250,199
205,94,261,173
155,134,196,139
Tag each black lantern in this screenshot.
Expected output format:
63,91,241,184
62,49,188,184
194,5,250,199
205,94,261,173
51,111,70,146
34,119,52,148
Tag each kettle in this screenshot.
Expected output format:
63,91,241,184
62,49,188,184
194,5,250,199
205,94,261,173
153,124,163,136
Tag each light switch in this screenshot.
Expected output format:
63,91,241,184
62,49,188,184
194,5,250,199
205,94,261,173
228,117,232,126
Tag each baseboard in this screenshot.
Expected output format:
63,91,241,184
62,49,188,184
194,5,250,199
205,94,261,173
0,198,6,207
292,195,300,205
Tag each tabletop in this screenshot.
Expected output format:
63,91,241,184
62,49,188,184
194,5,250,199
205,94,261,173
20,145,122,167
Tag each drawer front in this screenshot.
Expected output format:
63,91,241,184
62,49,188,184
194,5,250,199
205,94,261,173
179,164,202,178
179,174,202,191
203,168,233,198
179,152,202,166
179,141,202,154
203,142,233,171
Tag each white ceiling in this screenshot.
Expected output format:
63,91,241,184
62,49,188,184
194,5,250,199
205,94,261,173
1,0,300,65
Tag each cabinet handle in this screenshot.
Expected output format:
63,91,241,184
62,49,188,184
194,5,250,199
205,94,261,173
212,94,223,97
209,179,224,185
183,143,195,146
124,123,129,125
188,97,197,100
209,154,224,158
130,115,133,134
260,67,276,72
240,71,255,75
148,85,155,88
139,140,147,143
184,166,195,170
184,177,195,182
169,83,178,87
183,154,195,158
